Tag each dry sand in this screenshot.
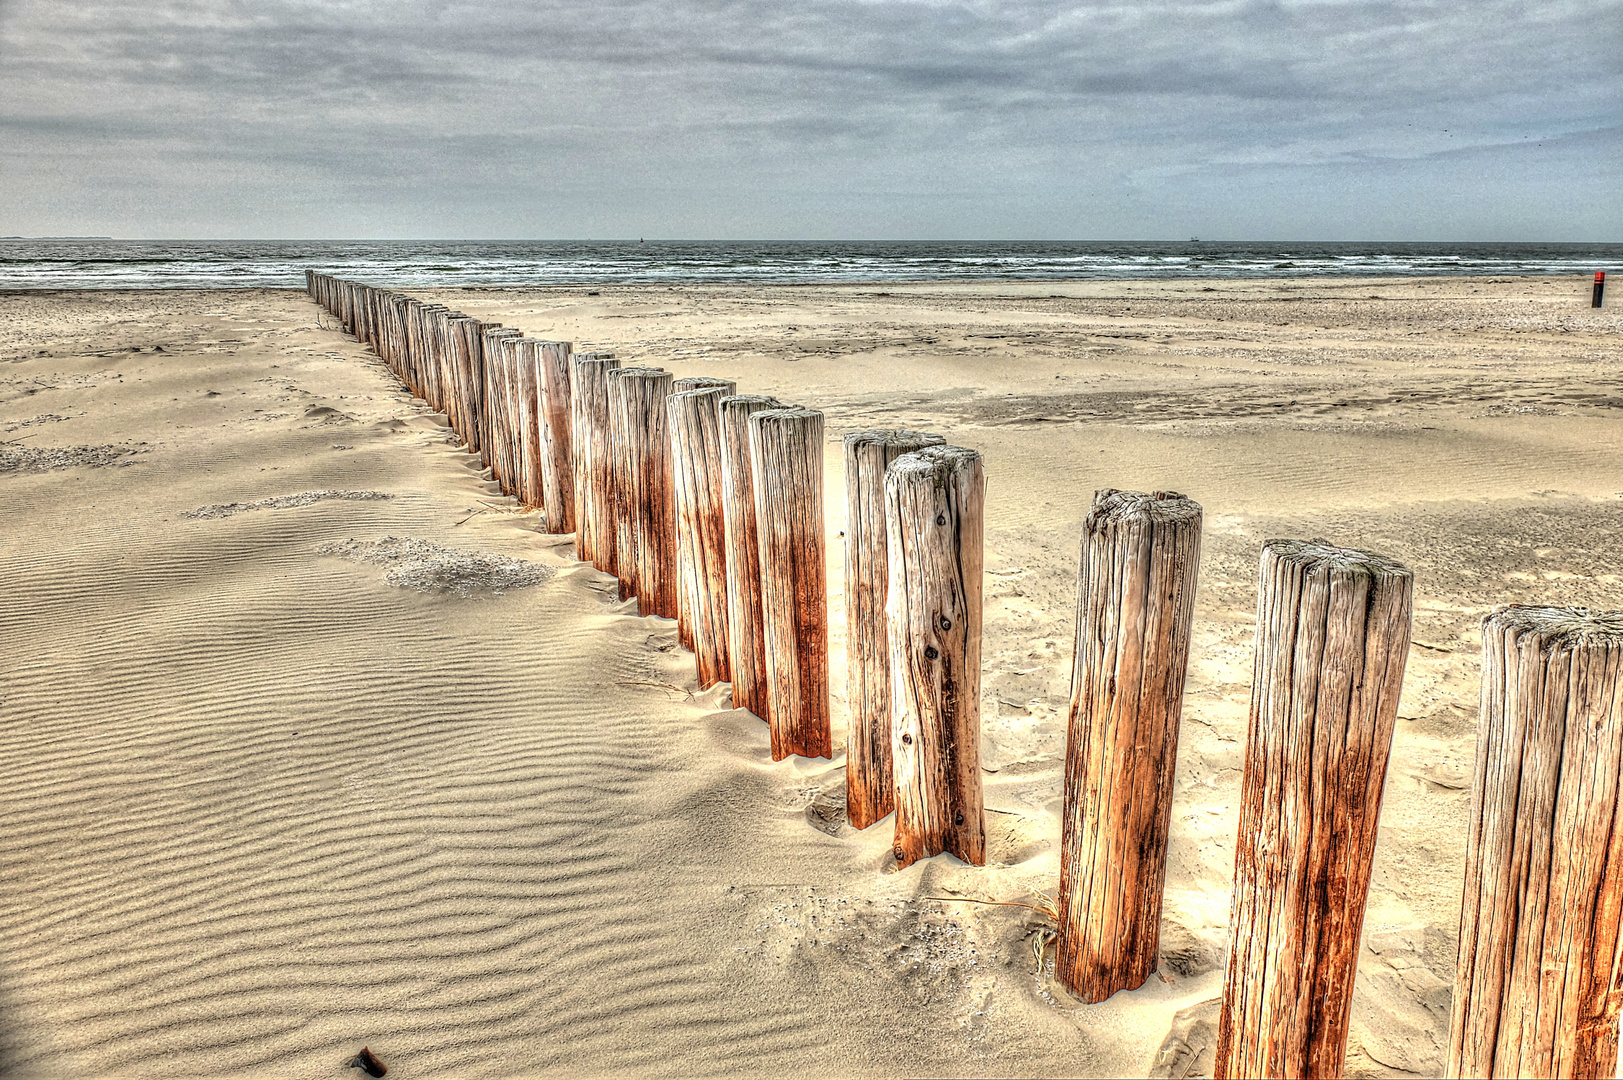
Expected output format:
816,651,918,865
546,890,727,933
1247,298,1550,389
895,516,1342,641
1,276,1619,1078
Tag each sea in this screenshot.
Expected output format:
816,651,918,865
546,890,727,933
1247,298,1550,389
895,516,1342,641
0,239,1616,290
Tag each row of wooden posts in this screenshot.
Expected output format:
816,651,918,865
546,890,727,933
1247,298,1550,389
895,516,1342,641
307,271,1623,1080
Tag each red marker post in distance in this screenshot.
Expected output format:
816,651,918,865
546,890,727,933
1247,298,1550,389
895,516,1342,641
1595,271,1606,308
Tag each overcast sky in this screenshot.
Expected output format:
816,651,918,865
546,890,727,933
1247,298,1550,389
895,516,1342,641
1,0,1618,240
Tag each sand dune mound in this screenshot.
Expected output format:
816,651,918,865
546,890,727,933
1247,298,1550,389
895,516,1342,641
0,443,140,472
317,535,554,595
185,489,393,519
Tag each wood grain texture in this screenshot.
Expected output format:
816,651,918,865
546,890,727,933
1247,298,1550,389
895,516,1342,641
886,444,985,869
608,367,676,616
671,378,737,651
719,395,784,722
479,327,516,478
450,317,487,458
536,341,575,534
1056,489,1203,1003
749,406,830,760
1450,606,1623,1080
669,385,736,688
570,353,620,569
843,429,946,831
487,334,518,495
1216,539,1414,1080
514,340,544,509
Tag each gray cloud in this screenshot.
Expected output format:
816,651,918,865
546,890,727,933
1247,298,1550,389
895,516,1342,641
1,0,1617,237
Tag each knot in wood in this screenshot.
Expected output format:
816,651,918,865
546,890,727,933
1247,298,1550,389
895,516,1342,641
924,646,939,660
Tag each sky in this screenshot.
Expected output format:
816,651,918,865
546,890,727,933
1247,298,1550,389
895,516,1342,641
0,0,1619,240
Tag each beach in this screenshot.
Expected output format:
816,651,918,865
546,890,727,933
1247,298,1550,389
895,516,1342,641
2,275,1620,1078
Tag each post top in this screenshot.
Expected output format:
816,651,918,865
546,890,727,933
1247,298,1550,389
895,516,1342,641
1485,604,1623,647
572,352,618,365
844,429,947,451
751,405,824,424
608,366,668,380
673,376,735,392
670,384,732,401
888,443,982,478
1262,538,1411,581
1087,489,1202,528
719,394,783,409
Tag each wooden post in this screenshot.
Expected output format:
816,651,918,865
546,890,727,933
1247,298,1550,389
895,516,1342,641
887,445,986,869
1055,489,1203,1002
494,332,524,496
449,317,487,458
669,378,737,652
571,353,620,570
749,407,830,759
496,332,522,496
1449,605,1623,1080
513,340,545,510
843,430,946,831
669,385,736,689
1594,271,1606,308
536,341,575,534
1216,539,1414,1080
719,395,784,722
608,367,676,615
479,326,514,476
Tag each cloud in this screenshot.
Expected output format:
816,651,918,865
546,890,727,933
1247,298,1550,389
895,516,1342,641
0,0,1618,237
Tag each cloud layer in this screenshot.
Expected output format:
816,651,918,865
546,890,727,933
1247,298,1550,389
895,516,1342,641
2,0,1618,238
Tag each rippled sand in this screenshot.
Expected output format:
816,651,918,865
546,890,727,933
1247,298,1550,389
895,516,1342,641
2,277,1618,1078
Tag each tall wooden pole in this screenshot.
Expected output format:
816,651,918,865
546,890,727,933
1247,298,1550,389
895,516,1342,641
670,385,736,688
609,367,676,616
1216,539,1414,1080
450,318,489,460
843,429,945,831
480,327,517,480
1056,489,1203,1002
536,341,575,534
719,395,784,722
571,353,620,569
669,378,737,652
1450,605,1623,1080
886,445,985,869
515,340,544,509
749,407,830,759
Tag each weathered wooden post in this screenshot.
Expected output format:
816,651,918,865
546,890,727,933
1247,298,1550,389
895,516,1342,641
1216,539,1413,1080
843,430,946,831
510,340,541,509
571,353,620,569
536,341,575,533
503,335,529,497
1055,489,1203,1002
496,332,526,496
609,367,676,615
1449,606,1623,1080
479,326,515,477
719,395,784,721
449,317,487,458
669,377,737,652
750,407,830,759
669,384,736,688
887,445,986,868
